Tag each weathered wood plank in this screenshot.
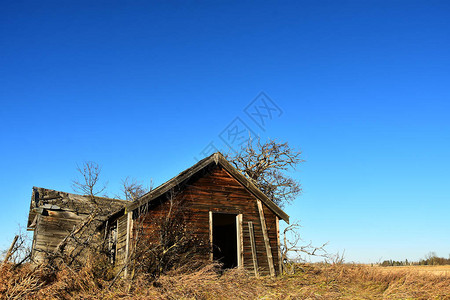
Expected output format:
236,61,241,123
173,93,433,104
237,214,243,267
257,199,275,277
209,211,213,261
276,216,282,275
124,165,281,276
115,214,128,270
248,221,259,277
3,235,19,264
124,211,133,277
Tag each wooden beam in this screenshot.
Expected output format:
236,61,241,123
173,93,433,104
30,215,39,262
115,219,119,267
209,211,213,261
236,214,243,267
257,199,275,277
124,211,132,278
276,216,282,275
3,235,19,264
248,221,259,277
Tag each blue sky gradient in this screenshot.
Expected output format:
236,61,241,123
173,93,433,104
1,1,449,262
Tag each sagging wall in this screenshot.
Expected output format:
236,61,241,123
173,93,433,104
125,164,280,276
114,213,130,272
28,187,128,263
30,207,86,263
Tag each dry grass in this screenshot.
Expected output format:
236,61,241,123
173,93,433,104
1,262,450,299
377,265,450,277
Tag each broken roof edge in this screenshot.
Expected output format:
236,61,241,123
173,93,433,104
27,186,130,230
31,186,129,203
126,152,290,223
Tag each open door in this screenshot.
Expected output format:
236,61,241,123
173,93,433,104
211,213,242,269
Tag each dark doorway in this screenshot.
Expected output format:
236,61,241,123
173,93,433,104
212,213,237,269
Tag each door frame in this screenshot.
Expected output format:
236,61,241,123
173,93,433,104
209,211,243,268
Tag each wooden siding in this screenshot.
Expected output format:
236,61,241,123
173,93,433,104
115,214,128,271
28,187,128,263
32,210,85,262
131,165,281,276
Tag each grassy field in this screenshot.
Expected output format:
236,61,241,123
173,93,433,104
377,265,450,276
2,263,450,299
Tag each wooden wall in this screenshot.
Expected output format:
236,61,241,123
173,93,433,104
130,165,281,276
115,214,128,271
32,210,85,263
28,187,128,263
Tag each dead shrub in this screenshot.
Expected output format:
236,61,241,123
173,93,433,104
127,193,210,280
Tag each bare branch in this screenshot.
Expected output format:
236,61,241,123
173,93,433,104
120,177,151,201
227,137,304,207
280,221,329,274
72,161,107,199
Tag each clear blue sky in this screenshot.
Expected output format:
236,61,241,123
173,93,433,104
1,1,449,263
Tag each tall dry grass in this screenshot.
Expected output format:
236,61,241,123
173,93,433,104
1,261,450,299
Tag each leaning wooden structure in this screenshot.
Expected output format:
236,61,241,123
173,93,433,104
27,187,128,263
27,152,289,276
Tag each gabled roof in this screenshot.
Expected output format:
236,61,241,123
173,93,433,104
127,152,290,223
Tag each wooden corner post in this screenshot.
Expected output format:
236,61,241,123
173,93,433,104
236,214,243,267
257,199,275,277
276,216,282,275
124,211,133,277
209,211,213,261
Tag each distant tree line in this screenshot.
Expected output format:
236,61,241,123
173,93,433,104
380,252,450,267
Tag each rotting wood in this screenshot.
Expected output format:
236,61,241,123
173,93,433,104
3,235,19,264
128,165,282,276
248,221,259,277
257,199,275,277
237,214,243,267
115,215,128,271
184,167,280,275
209,211,213,261
28,187,128,263
124,211,132,277
53,210,99,255
276,216,282,275
126,153,289,223
28,156,286,277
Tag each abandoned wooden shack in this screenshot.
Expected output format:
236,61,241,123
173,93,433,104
27,187,129,263
27,152,289,276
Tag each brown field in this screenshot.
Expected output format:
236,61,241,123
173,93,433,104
2,262,450,299
377,265,450,277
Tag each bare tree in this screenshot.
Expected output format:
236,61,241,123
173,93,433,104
120,177,151,201
72,161,107,200
280,221,328,274
50,162,108,265
227,137,303,207
227,138,326,273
